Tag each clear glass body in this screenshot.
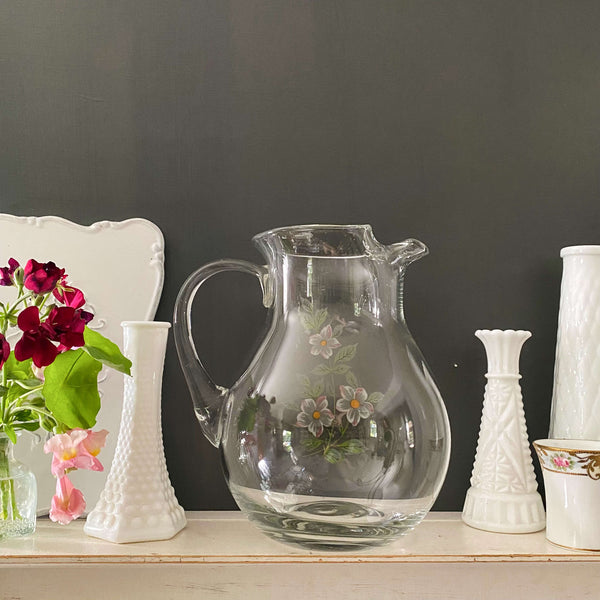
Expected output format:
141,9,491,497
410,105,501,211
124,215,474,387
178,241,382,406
0,435,37,539
175,225,450,550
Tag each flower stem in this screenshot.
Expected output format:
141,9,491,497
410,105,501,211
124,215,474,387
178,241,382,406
0,437,21,522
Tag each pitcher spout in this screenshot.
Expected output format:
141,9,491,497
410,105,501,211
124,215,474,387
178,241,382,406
387,238,429,268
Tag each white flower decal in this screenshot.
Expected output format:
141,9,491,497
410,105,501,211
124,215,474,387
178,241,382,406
308,325,341,359
296,396,334,437
336,386,374,426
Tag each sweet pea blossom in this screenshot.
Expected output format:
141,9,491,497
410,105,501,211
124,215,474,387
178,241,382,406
296,396,334,437
308,325,341,359
23,259,65,294
81,429,108,457
14,305,58,367
0,258,19,286
336,386,374,426
44,429,107,478
49,476,86,525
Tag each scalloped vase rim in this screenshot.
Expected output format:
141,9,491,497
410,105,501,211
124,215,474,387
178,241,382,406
475,329,532,336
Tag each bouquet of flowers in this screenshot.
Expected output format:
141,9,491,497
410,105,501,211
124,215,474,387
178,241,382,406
0,258,131,525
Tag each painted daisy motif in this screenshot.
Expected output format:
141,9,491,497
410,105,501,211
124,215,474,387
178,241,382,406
336,385,374,426
308,324,341,359
296,396,334,437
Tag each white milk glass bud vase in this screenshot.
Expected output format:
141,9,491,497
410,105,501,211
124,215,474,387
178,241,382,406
550,246,600,439
84,321,186,543
462,330,545,533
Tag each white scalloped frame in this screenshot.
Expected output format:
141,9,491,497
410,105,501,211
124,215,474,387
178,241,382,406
0,215,165,514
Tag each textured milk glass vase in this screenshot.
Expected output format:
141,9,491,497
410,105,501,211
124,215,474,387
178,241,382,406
84,322,186,543
0,434,36,539
550,246,600,440
174,224,451,550
462,330,545,533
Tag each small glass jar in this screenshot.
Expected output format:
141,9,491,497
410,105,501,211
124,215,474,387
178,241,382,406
0,433,37,539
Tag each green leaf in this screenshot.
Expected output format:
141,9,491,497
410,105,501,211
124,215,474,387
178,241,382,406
346,371,359,387
332,324,344,337
338,439,365,455
323,447,343,463
313,309,328,332
368,392,384,404
299,298,313,313
331,364,350,374
43,349,102,429
3,424,17,444
309,381,324,398
333,344,357,364
302,437,325,450
298,374,311,389
83,327,132,375
2,353,34,380
312,364,333,376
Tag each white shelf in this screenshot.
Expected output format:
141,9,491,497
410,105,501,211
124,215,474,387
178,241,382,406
2,512,600,599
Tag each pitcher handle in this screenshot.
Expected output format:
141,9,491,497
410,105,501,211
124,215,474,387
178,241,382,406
173,260,273,447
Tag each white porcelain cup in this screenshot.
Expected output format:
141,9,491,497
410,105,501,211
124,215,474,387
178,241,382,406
534,439,600,550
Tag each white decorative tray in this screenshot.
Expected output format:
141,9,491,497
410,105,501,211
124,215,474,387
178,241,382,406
0,215,164,514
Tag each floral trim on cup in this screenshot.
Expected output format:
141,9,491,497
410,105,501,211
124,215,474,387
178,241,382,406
534,443,600,480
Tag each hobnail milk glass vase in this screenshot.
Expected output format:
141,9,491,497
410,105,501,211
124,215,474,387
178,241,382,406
0,434,36,539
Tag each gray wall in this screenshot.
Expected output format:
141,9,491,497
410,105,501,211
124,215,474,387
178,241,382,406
2,1,599,510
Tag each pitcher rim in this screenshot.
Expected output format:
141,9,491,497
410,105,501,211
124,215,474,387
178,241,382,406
253,223,373,241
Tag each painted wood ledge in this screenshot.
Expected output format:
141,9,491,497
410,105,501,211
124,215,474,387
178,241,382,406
2,512,600,599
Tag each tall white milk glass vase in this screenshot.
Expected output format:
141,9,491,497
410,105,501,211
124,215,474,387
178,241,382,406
84,322,186,543
550,246,600,439
462,330,545,533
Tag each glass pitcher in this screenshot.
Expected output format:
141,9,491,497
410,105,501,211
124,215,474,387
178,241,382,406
174,224,450,550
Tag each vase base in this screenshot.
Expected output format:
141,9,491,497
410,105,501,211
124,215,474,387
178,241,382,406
231,484,429,551
462,488,545,533
84,508,186,544
0,518,35,540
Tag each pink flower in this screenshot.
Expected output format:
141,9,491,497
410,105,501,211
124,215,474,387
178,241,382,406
296,396,334,437
552,456,571,468
308,325,341,359
0,258,19,286
0,333,9,369
49,476,86,525
53,277,86,309
14,306,59,367
81,429,108,457
23,259,65,294
44,429,106,478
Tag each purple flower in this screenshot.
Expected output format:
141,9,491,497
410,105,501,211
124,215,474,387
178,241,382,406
23,259,65,294
14,306,59,367
47,306,87,350
0,333,10,369
0,258,19,286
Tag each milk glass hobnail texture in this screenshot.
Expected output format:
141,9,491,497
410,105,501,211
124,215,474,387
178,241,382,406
174,225,451,550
